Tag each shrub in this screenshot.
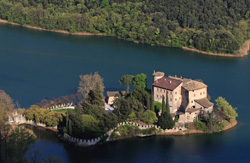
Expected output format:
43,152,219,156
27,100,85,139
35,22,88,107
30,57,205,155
193,119,208,131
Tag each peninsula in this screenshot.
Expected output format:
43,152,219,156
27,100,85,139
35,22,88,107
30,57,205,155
5,71,238,147
1,0,250,57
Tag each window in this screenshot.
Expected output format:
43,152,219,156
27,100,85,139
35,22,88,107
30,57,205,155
170,98,172,101
200,92,202,95
191,101,193,103
194,94,196,97
175,92,177,94
157,95,158,98
175,98,177,101
157,88,159,91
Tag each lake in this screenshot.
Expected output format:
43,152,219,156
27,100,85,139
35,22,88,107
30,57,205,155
1,23,250,162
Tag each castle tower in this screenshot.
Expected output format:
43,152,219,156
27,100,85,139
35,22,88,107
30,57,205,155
152,70,165,82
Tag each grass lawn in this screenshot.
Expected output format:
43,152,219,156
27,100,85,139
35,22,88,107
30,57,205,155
52,109,72,113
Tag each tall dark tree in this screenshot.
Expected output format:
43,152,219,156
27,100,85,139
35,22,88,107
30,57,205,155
150,89,154,111
166,92,170,113
146,94,150,110
69,119,72,135
159,94,175,129
162,95,166,114
88,83,104,107
119,75,134,93
66,109,69,134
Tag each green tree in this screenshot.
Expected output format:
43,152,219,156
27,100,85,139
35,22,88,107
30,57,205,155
146,94,150,110
159,95,175,129
0,125,35,163
162,95,166,113
119,75,134,93
154,101,162,114
69,119,72,135
150,90,154,111
100,0,110,8
142,110,158,124
133,73,147,89
165,93,170,113
113,98,131,122
81,114,101,138
0,90,15,122
158,112,175,130
127,111,137,121
88,83,105,107
215,97,238,121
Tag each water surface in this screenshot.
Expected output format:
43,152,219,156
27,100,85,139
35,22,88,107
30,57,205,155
1,23,250,162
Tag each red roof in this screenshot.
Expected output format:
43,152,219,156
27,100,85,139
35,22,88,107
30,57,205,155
152,77,182,91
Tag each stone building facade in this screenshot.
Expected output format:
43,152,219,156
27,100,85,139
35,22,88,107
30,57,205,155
152,71,213,123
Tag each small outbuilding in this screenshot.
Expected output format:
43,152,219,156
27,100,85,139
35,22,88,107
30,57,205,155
106,91,126,105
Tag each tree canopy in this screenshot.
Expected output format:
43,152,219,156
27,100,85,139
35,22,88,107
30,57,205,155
215,97,238,121
119,75,134,93
1,0,250,53
0,90,15,122
78,72,104,100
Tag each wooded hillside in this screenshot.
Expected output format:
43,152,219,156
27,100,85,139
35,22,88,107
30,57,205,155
1,0,250,54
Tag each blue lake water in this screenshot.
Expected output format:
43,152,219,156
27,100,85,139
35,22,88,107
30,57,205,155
1,23,250,162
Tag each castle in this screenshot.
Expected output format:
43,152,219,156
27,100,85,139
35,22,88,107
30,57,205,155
152,71,213,123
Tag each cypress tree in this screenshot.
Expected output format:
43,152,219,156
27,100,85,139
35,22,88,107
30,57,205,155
150,89,154,111
162,95,166,114
166,92,170,113
69,119,72,135
159,94,175,129
146,94,150,110
66,109,69,134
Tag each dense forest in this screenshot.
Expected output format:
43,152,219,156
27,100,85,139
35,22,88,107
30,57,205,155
1,0,250,53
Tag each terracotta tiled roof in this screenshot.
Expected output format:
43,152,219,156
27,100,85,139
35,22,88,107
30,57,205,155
182,79,207,91
195,98,214,108
106,91,126,97
186,108,200,113
152,77,183,91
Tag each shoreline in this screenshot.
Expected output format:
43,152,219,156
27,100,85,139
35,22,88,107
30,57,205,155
0,19,109,36
156,120,238,136
182,46,249,58
1,18,249,57
19,123,58,132
60,120,237,147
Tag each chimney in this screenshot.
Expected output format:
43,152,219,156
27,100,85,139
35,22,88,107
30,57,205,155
169,80,172,84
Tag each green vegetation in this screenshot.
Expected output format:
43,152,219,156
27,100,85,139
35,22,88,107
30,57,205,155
215,97,238,121
193,119,208,132
52,109,71,114
127,111,137,121
110,124,156,139
0,90,14,123
1,0,250,53
142,110,158,125
154,101,162,114
0,124,36,163
78,72,104,100
24,105,64,126
158,94,175,130
65,75,118,139
193,96,238,132
119,75,134,93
